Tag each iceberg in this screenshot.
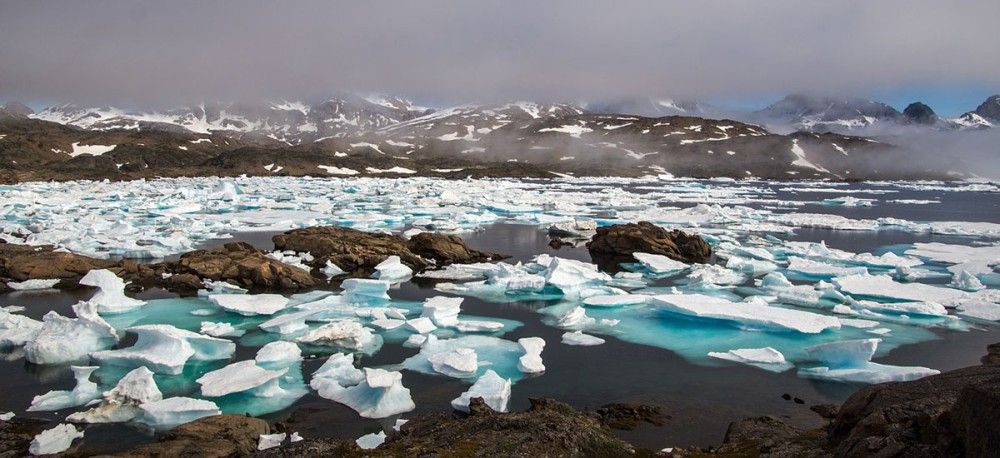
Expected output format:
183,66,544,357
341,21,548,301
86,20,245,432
428,347,479,378
311,361,415,419
321,260,346,278
373,255,413,282
650,294,841,334
0,308,43,347
356,431,387,450
25,302,119,365
404,317,437,334
200,321,245,337
297,319,380,352
341,278,392,301
90,324,235,375
258,309,320,335
833,274,966,303
851,300,947,317
67,367,162,423
561,331,605,346
29,424,84,456
27,366,101,411
950,270,986,292
258,433,287,451
799,338,940,384
632,252,688,275
402,335,524,381
451,370,512,413
685,264,746,286
6,278,60,290
517,337,545,374
135,397,221,429
708,347,792,372
197,360,288,397
209,293,289,316
543,257,611,291
420,296,463,327
255,341,303,364
79,269,146,314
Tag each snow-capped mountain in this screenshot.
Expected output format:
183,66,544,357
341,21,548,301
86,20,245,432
30,95,431,144
583,98,711,118
954,95,999,129
752,94,902,132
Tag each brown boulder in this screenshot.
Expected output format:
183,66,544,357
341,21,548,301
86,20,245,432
272,226,503,273
0,243,116,287
114,415,268,458
587,221,711,264
167,242,315,291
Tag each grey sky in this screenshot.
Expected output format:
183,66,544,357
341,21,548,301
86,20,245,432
1,0,998,108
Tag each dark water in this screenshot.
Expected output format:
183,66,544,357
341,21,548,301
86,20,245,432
4,222,999,454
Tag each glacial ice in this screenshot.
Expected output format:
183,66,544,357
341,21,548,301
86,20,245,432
255,341,303,364
833,274,966,303
311,360,415,418
451,370,512,413
402,335,525,381
25,302,119,365
799,338,940,384
0,308,43,347
258,433,286,451
198,360,288,397
5,278,60,290
209,293,289,316
651,294,841,334
420,296,463,327
582,294,648,307
428,347,479,378
27,366,101,411
632,252,688,275
297,319,381,353
951,270,986,292
79,269,146,314
785,257,867,280
67,366,162,423
135,397,221,429
373,255,413,282
342,279,391,301
200,321,245,337
355,431,387,450
708,347,792,372
561,331,606,346
90,324,235,375
517,337,546,373
29,424,84,456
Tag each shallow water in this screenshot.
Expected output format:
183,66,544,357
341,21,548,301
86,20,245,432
2,177,1000,453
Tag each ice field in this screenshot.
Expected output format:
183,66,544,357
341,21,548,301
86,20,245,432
2,175,1000,451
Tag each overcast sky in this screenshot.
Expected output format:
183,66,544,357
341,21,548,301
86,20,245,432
1,0,998,114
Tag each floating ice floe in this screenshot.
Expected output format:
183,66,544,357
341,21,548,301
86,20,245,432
67,366,162,423
200,321,245,337
342,279,391,301
79,269,146,314
5,278,60,290
135,397,221,429
798,338,940,383
0,308,43,347
209,293,289,316
198,360,289,397
29,424,84,455
297,319,381,353
517,337,545,373
685,264,746,286
25,302,118,364
198,280,248,296
90,324,235,375
543,256,612,292
707,347,792,372
833,274,967,303
582,294,648,307
356,431,387,450
651,294,841,334
428,347,479,378
951,270,986,292
451,370,512,413
561,330,606,346
850,300,947,317
321,260,346,278
255,341,303,364
632,252,688,275
402,335,525,381
373,255,413,282
311,356,415,419
28,366,101,411
785,257,867,281
905,242,1000,277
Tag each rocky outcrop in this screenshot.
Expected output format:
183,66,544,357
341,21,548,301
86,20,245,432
903,102,939,125
587,221,711,264
0,242,117,289
114,415,268,457
164,242,316,292
254,398,636,457
0,417,49,458
272,226,503,273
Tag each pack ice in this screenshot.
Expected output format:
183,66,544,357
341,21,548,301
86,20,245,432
798,338,940,383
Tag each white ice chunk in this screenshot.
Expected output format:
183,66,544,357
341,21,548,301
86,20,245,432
67,367,162,423
0,308,43,347
708,347,792,372
786,257,867,279
404,317,437,334
199,321,245,337
297,319,379,352
312,362,415,419
25,302,118,365
29,424,84,456
6,278,60,290
355,431,386,450
851,300,947,317
420,296,463,327
428,347,478,378
90,324,235,375
544,257,611,291
79,269,146,314
197,360,288,397
799,338,940,383
341,279,391,301
209,293,289,316
833,274,966,303
28,366,101,411
950,270,986,292
321,260,346,278
135,397,221,429
651,294,841,334
582,294,647,307
450,370,512,413
632,252,688,274
258,309,318,335
561,331,605,346
686,264,746,286
373,255,413,282
258,432,287,451
255,341,303,364
517,337,545,374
